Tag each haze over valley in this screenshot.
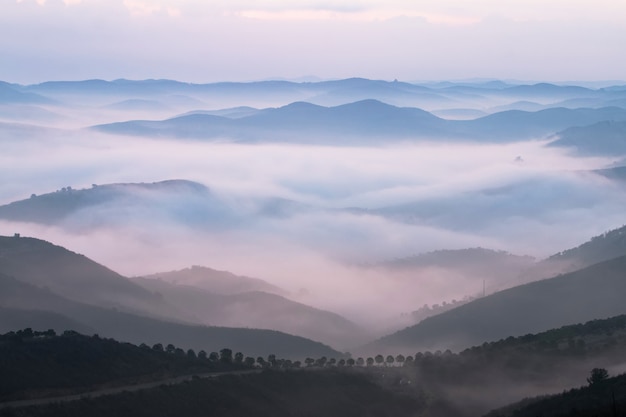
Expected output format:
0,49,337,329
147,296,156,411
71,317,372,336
2,78,626,333
3,1,626,416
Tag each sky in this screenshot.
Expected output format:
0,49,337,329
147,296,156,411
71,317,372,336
2,0,626,84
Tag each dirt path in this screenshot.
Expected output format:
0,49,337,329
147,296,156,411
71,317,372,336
0,369,259,410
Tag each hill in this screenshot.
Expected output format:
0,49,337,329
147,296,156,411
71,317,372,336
0,272,340,359
0,235,182,320
0,329,230,402
0,180,222,226
392,315,626,417
364,255,626,354
0,180,305,230
0,369,424,417
545,224,626,272
486,372,626,417
547,120,626,156
91,101,626,143
138,265,285,295
132,277,370,349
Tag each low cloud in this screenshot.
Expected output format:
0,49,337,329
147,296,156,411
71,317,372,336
1,124,624,329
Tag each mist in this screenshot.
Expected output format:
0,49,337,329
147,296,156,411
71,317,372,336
1,117,624,330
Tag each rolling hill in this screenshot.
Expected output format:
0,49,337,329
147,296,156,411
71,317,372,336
131,277,370,349
0,180,306,230
0,180,222,226
547,120,626,156
363,254,626,354
91,100,626,143
139,265,286,295
0,235,183,320
0,271,340,359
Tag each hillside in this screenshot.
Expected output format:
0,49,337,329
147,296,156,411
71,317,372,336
364,255,626,354
0,329,228,402
547,120,626,156
0,273,340,359
132,277,370,349
138,265,285,295
0,181,306,230
0,235,184,320
0,369,424,417
0,180,220,226
391,315,626,417
546,224,626,271
487,372,626,417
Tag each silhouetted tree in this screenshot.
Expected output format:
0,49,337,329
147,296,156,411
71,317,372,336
219,348,233,364
356,357,365,366
395,354,405,366
587,368,609,385
234,352,244,364
198,350,207,360
386,355,395,366
209,352,219,362
152,343,164,352
244,356,256,367
347,358,355,366
267,354,277,367
304,357,315,367
375,355,384,366
366,357,374,367
186,349,196,359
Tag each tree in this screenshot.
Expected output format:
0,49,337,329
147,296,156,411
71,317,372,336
374,355,384,366
220,348,233,364
304,357,315,367
186,349,197,359
346,358,355,366
267,354,277,367
198,350,207,360
209,352,219,362
356,357,365,367
386,355,395,366
366,357,374,367
244,357,256,367
152,343,164,352
328,358,337,367
587,368,609,385
234,352,244,364
395,354,405,366
315,356,327,367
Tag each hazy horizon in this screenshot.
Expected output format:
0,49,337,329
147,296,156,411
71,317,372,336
2,1,626,84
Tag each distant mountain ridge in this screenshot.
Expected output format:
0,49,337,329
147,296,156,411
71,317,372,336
91,100,626,143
